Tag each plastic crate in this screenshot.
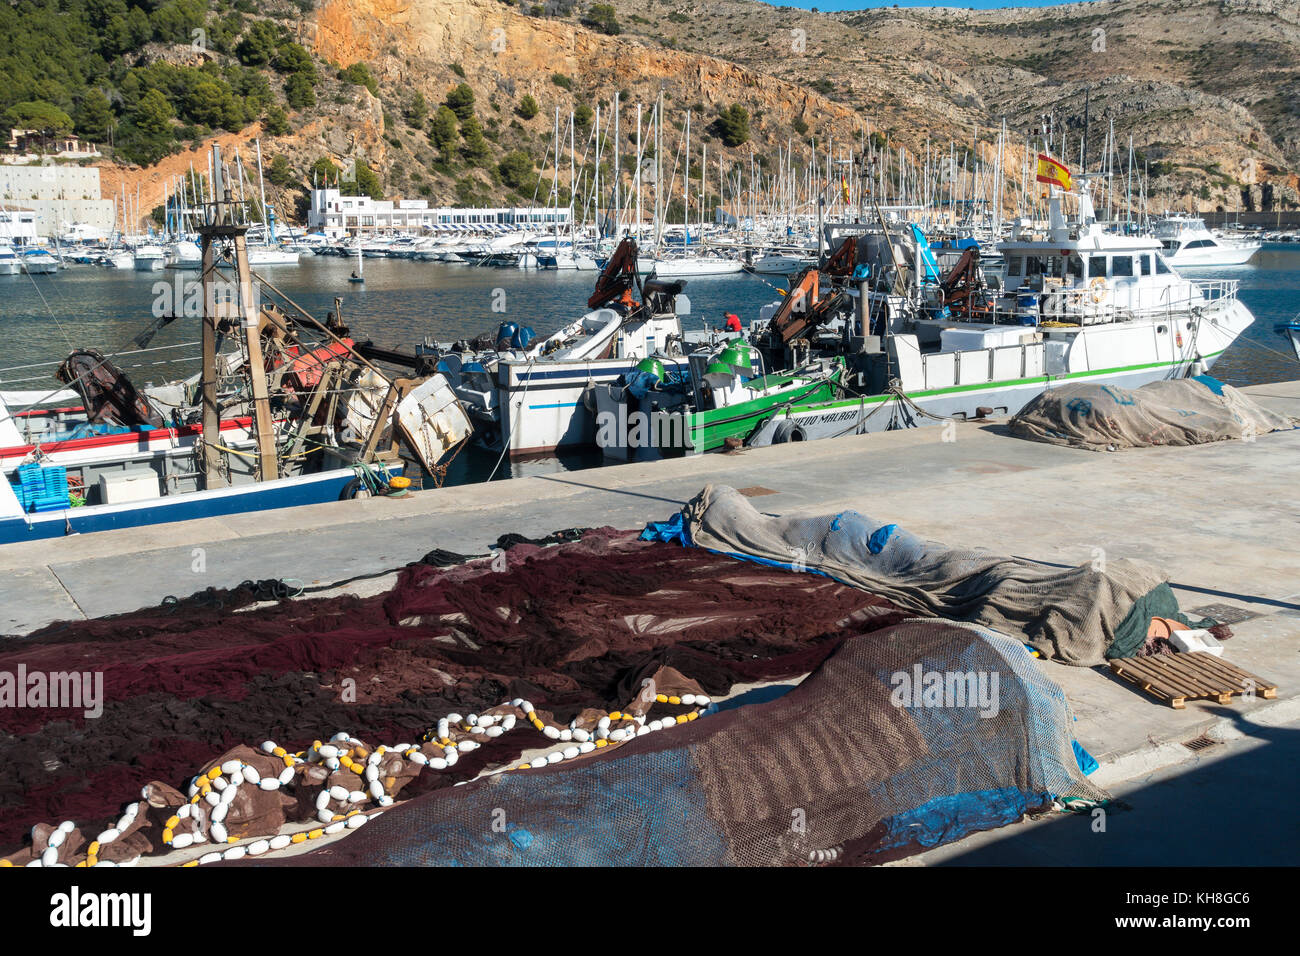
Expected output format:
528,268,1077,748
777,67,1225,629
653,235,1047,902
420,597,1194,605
16,463,70,513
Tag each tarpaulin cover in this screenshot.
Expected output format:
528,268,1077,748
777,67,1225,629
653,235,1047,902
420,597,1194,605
677,484,1172,666
1009,377,1295,451
284,619,1104,867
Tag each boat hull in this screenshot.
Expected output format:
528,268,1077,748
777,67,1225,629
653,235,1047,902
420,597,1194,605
1168,244,1260,267
748,350,1235,447
0,465,394,545
485,356,690,456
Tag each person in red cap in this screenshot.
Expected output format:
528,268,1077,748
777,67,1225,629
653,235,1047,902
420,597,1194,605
723,312,742,333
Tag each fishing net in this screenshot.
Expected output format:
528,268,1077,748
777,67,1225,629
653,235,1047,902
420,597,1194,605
1009,376,1295,451
673,484,1176,666
280,618,1103,867
0,528,907,855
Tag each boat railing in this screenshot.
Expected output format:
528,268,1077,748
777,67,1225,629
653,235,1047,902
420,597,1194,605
963,278,1239,328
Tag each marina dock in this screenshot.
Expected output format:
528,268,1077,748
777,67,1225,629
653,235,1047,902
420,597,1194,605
4,380,1298,814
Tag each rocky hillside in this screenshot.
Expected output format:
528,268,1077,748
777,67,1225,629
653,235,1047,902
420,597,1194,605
604,0,1300,210
10,0,1294,222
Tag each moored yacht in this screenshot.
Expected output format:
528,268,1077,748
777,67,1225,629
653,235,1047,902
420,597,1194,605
1152,215,1260,267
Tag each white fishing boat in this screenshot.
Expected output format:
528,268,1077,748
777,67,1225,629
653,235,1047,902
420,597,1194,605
425,238,690,456
0,145,472,545
1153,215,1260,267
594,186,1257,458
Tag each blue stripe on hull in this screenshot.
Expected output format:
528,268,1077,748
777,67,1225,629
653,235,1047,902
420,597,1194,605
0,471,369,545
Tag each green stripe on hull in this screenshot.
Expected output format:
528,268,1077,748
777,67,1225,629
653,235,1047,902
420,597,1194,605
777,350,1226,417
685,378,838,452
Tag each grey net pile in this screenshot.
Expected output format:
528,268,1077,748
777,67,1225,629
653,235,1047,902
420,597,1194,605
1009,377,1295,451
285,619,1104,867
682,484,1165,666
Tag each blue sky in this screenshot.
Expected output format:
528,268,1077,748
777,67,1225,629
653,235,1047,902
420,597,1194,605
758,1,1076,10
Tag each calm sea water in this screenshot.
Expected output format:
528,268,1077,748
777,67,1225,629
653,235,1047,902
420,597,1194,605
2,245,1296,482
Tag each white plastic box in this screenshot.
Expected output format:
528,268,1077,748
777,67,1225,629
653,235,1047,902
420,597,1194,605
98,469,162,504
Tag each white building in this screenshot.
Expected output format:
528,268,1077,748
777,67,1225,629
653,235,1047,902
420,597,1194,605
0,162,116,238
307,188,571,237
0,208,39,243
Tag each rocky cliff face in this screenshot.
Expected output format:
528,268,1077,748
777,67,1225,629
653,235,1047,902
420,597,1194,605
308,0,863,148
97,0,1300,218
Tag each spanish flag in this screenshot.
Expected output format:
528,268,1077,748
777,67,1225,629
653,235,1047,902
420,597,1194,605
1035,153,1072,191
841,173,850,204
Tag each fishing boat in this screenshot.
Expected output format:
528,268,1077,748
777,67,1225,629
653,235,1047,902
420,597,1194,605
593,342,842,460
1152,215,1260,267
0,146,470,544
593,184,1256,456
417,238,690,456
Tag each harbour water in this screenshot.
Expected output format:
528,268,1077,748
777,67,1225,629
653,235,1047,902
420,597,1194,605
2,245,1297,483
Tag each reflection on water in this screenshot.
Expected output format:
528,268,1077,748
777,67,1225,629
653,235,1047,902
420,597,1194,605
1,248,1297,482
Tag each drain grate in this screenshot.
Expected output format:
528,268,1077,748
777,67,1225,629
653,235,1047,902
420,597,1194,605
1183,734,1220,753
1189,603,1260,625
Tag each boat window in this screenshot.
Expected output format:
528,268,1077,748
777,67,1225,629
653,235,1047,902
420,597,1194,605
1066,253,1085,280
1140,254,1153,276
1186,239,1216,249
1154,255,1172,274
1111,255,1133,277
1029,255,1065,278
1006,256,1023,278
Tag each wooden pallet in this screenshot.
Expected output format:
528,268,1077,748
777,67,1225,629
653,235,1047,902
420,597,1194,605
1109,654,1278,709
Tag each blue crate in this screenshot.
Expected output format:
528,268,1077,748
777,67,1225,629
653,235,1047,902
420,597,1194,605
15,463,69,513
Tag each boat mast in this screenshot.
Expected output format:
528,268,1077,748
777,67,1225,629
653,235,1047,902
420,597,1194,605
635,103,643,244
612,94,621,237
255,138,271,244
683,109,690,246
197,144,278,486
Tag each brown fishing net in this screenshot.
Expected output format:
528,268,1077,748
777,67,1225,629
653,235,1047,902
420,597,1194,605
0,529,907,855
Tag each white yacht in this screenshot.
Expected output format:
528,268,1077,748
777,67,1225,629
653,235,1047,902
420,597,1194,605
132,244,166,271
246,245,301,266
646,254,745,278
0,240,20,276
1152,215,1260,267
20,248,59,275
